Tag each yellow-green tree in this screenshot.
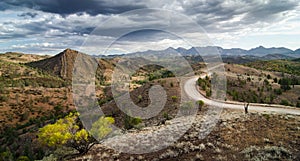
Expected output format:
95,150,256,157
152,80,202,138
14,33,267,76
38,112,114,154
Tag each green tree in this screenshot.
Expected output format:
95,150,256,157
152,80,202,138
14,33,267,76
279,78,291,91
38,112,114,155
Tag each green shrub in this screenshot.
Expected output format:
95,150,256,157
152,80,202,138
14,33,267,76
279,77,291,91
196,100,204,109
163,112,171,120
280,100,290,106
54,104,63,113
0,149,13,161
16,156,30,161
137,95,142,102
206,89,212,97
0,95,8,102
264,79,269,85
124,115,142,130
40,96,50,103
0,83,5,93
273,88,282,95
171,96,178,102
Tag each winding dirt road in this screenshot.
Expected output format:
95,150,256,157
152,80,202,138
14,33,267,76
184,77,300,115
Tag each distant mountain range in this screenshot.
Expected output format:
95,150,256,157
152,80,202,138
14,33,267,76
96,46,300,61
128,45,299,57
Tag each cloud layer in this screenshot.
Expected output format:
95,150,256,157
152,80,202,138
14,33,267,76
0,0,299,54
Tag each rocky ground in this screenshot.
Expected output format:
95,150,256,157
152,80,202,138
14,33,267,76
69,108,300,161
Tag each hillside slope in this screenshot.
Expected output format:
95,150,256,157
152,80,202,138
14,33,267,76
26,48,79,80
246,59,300,76
0,52,49,63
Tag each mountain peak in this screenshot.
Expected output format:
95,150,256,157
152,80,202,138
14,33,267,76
60,48,79,56
166,47,176,51
27,49,81,80
253,45,266,49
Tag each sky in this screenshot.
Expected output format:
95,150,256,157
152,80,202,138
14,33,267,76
0,0,299,55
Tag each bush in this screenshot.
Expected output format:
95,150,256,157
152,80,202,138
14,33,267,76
132,80,147,85
0,149,13,161
273,88,282,95
124,115,142,130
206,89,212,97
54,104,63,113
171,96,178,102
196,100,204,109
40,96,50,103
0,83,5,93
0,95,8,102
163,112,171,120
241,145,292,161
16,156,30,161
280,100,290,106
264,79,269,85
137,95,143,102
279,78,291,91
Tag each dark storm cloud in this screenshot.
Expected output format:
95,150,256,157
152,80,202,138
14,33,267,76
18,12,38,18
17,21,95,38
243,0,298,22
0,33,29,39
116,29,178,42
180,0,299,32
1,0,146,15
